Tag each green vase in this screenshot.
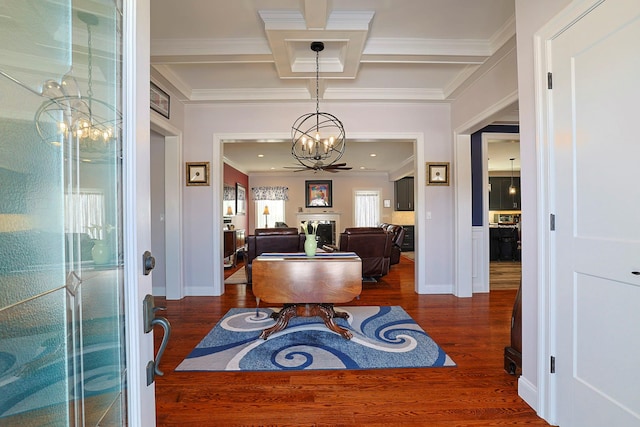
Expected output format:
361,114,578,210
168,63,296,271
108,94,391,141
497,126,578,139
304,234,317,256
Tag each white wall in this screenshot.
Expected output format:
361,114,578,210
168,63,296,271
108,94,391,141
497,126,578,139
182,101,453,295
451,36,519,131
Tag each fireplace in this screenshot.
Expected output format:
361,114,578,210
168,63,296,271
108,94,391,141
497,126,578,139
315,222,336,246
296,212,341,247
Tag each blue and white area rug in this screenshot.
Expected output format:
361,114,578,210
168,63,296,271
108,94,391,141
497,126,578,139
176,306,455,371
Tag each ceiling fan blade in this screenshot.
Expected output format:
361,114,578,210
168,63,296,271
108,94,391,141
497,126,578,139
324,166,352,170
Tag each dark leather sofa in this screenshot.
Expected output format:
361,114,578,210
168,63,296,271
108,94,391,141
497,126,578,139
380,224,406,265
339,227,393,278
244,227,305,285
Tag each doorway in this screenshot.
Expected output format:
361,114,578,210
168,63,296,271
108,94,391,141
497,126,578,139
485,134,521,291
150,119,184,300
219,134,422,294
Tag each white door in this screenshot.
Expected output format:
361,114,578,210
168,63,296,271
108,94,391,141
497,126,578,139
550,0,640,425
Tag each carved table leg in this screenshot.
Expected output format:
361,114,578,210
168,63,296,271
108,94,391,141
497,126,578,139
260,305,297,339
317,304,353,339
260,303,353,340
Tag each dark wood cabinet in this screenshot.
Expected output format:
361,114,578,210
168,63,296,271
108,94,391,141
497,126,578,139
394,177,414,211
489,177,521,210
400,225,414,251
223,229,245,267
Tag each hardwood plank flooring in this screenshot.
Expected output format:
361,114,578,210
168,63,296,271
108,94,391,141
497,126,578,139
490,261,522,290
154,257,550,426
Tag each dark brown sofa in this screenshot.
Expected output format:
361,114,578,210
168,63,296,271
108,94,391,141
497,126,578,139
382,224,406,265
244,227,305,285
339,227,393,278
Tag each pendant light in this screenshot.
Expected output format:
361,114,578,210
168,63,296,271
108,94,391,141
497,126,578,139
291,42,346,170
508,158,517,195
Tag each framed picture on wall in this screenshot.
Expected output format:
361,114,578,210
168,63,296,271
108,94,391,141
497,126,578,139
426,162,450,186
150,82,170,119
236,183,246,215
305,180,332,208
186,162,210,186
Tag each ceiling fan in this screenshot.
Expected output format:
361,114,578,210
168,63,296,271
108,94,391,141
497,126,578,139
284,161,352,173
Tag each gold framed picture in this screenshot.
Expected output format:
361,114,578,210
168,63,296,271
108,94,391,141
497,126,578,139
426,162,450,186
186,162,210,186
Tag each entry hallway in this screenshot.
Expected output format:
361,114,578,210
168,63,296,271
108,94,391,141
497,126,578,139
154,255,548,426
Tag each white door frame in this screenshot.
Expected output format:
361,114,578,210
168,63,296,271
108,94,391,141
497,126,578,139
151,117,184,300
213,132,425,296
533,0,631,423
123,0,155,424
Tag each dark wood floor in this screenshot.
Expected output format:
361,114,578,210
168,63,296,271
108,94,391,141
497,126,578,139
154,255,549,426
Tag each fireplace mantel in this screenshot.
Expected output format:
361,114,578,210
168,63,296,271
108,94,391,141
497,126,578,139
297,212,342,245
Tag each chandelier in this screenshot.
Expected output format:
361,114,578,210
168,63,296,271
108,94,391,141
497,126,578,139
291,41,346,170
34,11,121,161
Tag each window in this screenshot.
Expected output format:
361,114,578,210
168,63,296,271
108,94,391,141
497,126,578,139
354,190,380,227
254,200,286,229
64,189,106,238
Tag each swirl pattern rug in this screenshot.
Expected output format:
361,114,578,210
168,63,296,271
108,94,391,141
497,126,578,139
176,306,455,371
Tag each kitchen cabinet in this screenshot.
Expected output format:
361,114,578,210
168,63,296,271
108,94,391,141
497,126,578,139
489,177,521,210
394,177,414,211
400,225,415,251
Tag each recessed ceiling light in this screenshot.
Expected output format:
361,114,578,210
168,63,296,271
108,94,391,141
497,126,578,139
257,154,264,158
369,153,377,157
360,166,366,170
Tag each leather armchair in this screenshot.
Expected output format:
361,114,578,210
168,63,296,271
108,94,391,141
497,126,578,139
245,228,305,285
339,227,393,278
384,224,406,265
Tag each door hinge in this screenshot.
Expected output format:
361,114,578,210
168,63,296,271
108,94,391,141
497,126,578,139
547,72,553,89
550,213,556,231
550,356,556,373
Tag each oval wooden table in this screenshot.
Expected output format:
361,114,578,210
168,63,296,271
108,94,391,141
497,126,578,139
252,252,362,339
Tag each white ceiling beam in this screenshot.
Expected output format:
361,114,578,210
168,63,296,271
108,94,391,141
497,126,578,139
304,0,328,29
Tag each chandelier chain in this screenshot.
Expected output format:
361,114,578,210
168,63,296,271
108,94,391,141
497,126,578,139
86,21,94,101
315,47,319,115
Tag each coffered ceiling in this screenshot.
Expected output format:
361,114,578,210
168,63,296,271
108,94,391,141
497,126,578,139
150,0,518,174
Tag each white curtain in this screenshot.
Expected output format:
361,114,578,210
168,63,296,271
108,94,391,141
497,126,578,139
354,190,380,227
64,190,106,238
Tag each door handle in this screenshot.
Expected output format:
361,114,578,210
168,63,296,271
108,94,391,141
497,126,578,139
143,250,155,275
143,294,171,385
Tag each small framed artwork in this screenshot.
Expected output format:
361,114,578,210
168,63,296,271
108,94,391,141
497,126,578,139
186,162,210,186
305,180,332,208
426,162,450,186
150,82,170,119
236,183,246,215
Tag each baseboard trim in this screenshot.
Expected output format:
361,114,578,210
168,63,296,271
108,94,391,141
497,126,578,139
518,375,538,412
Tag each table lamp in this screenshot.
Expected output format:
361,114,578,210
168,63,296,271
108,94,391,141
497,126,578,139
263,206,270,228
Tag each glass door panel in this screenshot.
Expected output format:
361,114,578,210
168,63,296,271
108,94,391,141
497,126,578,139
0,0,125,425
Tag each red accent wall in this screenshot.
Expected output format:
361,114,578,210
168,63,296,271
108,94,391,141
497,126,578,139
223,163,249,230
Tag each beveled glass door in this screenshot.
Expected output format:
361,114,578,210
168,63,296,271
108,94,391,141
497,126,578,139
0,0,130,424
